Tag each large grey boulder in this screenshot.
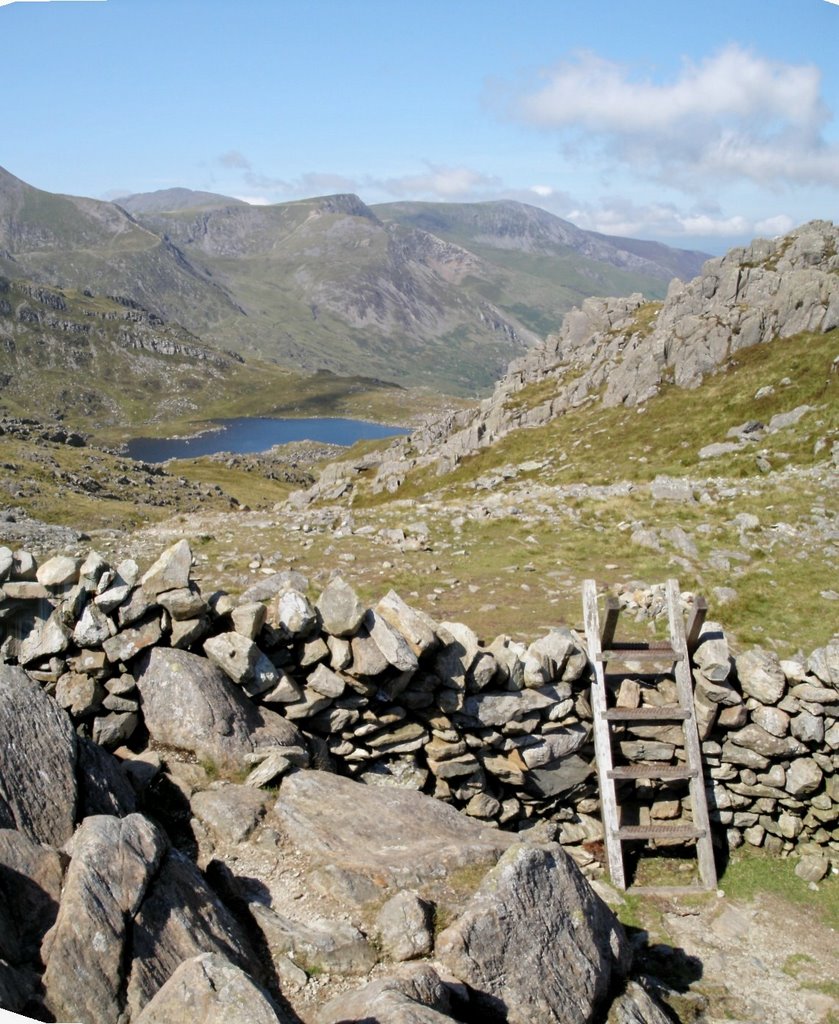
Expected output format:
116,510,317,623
274,770,515,896
41,814,167,1024
135,647,306,768
0,664,77,845
134,952,291,1024
435,843,630,1024
126,847,260,1019
315,963,456,1024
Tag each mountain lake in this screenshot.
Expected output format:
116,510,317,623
125,417,408,463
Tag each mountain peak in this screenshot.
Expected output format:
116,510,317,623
114,187,248,215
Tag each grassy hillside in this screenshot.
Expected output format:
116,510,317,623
297,325,837,654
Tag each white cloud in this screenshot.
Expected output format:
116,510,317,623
529,184,554,197
381,164,502,198
754,214,795,236
563,196,792,243
233,195,272,206
513,45,839,189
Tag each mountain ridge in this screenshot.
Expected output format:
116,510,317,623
0,166,711,394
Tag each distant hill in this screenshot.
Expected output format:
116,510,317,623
0,167,710,394
0,165,241,331
374,200,709,338
114,187,248,215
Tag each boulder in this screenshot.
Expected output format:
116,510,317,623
808,641,839,688
276,589,319,637
607,980,674,1024
204,631,279,697
126,847,260,1018
190,786,269,844
436,843,629,1024
41,814,167,1024
274,770,515,896
364,608,419,673
374,891,435,961
103,614,163,664
0,665,77,846
250,902,377,975
736,649,786,704
135,648,306,768
376,591,438,658
36,555,81,588
134,952,291,1024
315,963,455,1024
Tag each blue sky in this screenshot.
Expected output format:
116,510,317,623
2,0,838,252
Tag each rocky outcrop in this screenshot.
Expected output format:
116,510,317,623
290,219,839,503
275,769,516,894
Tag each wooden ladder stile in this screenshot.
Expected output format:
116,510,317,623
583,578,718,893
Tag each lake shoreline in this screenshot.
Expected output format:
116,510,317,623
124,415,409,464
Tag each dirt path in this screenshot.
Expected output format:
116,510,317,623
620,887,838,1023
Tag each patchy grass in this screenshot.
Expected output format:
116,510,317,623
719,847,839,930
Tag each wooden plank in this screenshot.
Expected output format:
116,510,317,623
601,596,620,649
597,648,683,664
666,578,718,891
603,707,689,722
583,579,626,890
686,596,709,656
608,765,697,781
616,824,705,841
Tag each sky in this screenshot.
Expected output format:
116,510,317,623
2,0,839,253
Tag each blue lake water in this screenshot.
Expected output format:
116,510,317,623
125,417,408,463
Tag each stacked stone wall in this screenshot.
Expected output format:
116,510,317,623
2,540,836,877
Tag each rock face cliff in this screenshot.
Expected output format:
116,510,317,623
294,220,839,500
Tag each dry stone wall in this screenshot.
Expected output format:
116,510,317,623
1,539,837,877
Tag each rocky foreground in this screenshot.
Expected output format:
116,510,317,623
1,538,837,1023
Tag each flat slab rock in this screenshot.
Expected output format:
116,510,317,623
274,769,515,896
435,843,630,1024
135,647,306,767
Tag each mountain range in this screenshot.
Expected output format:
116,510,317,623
0,165,709,396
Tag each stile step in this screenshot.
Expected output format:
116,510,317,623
616,824,705,841
597,645,683,664
608,765,697,781
603,707,690,722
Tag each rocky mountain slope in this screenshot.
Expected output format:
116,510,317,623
0,166,241,331
303,219,838,493
0,166,708,395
